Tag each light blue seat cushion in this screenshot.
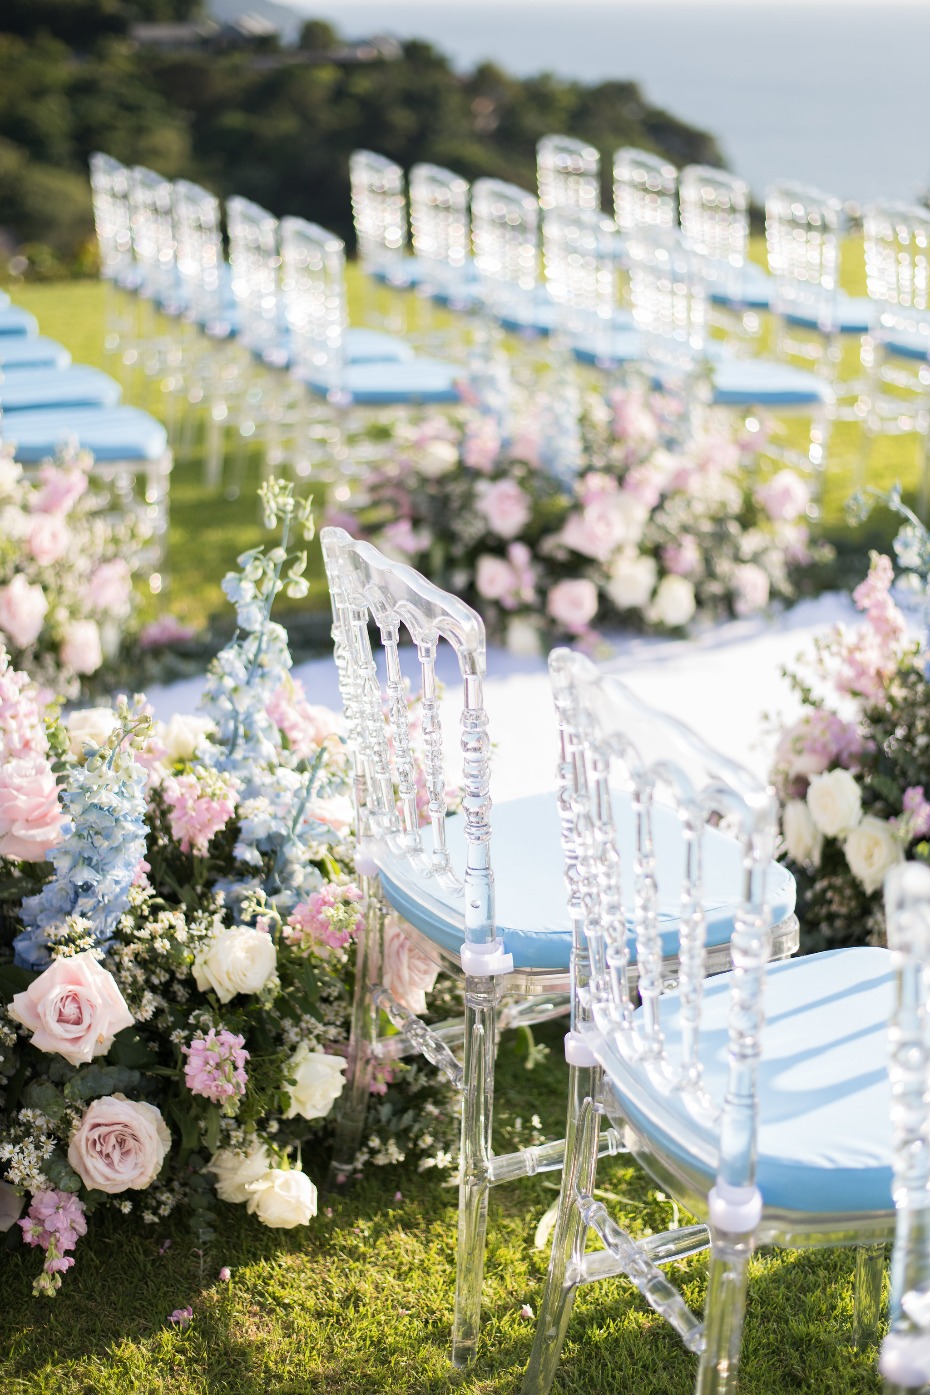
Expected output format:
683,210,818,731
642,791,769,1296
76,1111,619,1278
881,320,930,362
301,356,461,406
0,289,9,310
0,306,39,338
712,358,830,406
377,791,795,972
370,257,430,289
0,337,71,371
707,261,775,310
0,366,122,412
780,292,876,335
572,327,644,368
260,327,416,371
2,406,169,462
599,947,893,1216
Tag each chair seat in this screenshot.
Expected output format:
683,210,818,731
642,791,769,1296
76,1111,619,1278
2,406,169,462
572,327,645,368
0,306,39,338
371,257,431,290
0,337,71,371
880,319,930,362
712,357,831,406
0,365,122,412
707,261,775,310
0,289,9,310
778,292,876,335
261,327,417,371
598,946,894,1216
377,791,795,972
300,356,462,406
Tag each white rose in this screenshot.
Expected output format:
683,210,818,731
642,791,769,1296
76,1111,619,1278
0,454,22,498
783,798,823,868
162,713,214,764
66,707,117,760
807,768,862,838
208,1140,273,1204
606,552,657,612
283,1043,347,1121
245,1168,318,1228
67,1095,170,1194
845,815,904,894
505,616,543,658
650,574,697,629
193,926,277,1004
418,439,459,478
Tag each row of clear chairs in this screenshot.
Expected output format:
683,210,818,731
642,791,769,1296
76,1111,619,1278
320,523,930,1392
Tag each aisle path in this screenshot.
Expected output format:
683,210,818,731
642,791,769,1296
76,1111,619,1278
146,594,855,798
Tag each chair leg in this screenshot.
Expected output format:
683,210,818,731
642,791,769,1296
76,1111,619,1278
694,1232,753,1395
326,877,382,1187
853,1243,885,1349
451,974,499,1367
522,1074,602,1395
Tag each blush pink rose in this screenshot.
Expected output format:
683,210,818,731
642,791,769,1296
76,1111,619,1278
67,1095,170,1194
732,562,771,617
476,479,531,540
32,463,88,516
84,559,132,615
0,754,62,860
0,575,48,650
756,470,810,522
60,620,103,676
8,950,134,1066
546,578,599,635
475,554,517,604
382,915,440,1015
28,513,70,566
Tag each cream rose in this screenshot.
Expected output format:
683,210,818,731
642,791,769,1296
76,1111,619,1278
208,1140,273,1204
8,950,134,1066
845,815,905,894
283,1044,347,1121
782,799,823,868
245,1167,318,1228
66,707,117,760
0,1180,23,1232
505,616,543,658
68,1095,170,1194
382,915,440,1015
650,574,697,629
192,926,277,1004
606,553,657,612
806,768,862,838
162,713,214,765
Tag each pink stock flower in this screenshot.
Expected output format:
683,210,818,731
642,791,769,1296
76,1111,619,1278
462,420,501,473
0,575,48,650
380,518,430,559
28,513,70,566
285,884,364,955
84,559,132,615
773,709,864,798
0,754,62,861
267,679,342,761
163,767,238,856
547,578,599,635
620,464,664,509
138,615,197,651
60,619,103,676
836,553,908,703
756,470,811,523
32,462,88,516
475,478,531,540
903,787,930,841
183,1029,249,1110
19,1190,87,1297
662,535,701,577
0,651,48,762
506,542,537,604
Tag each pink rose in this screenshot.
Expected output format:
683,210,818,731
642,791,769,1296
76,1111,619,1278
32,463,88,516
28,513,70,566
476,479,531,540
662,535,701,577
463,422,501,473
382,915,440,1015
60,620,103,676
380,518,430,560
138,615,197,651
0,754,62,860
67,1095,170,1194
475,554,517,604
0,575,48,650
84,559,132,615
732,562,771,617
546,578,599,635
9,950,134,1067
756,470,811,523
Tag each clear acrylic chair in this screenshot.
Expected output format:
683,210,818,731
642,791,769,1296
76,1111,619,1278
613,147,678,246
128,165,186,421
522,649,897,1395
471,176,547,338
679,165,766,346
89,152,139,377
349,148,416,333
321,529,798,1368
537,134,601,213
859,201,930,515
408,162,476,356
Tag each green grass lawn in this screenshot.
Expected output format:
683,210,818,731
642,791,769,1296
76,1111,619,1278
0,262,906,1393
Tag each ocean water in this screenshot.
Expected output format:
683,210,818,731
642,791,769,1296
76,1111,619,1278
269,1,928,204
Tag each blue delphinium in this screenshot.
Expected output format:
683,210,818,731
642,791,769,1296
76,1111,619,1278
14,703,152,970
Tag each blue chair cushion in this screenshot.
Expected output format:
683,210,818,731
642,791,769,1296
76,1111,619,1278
712,358,830,406
881,319,930,362
572,327,644,368
0,366,122,412
0,306,39,338
780,292,876,335
707,261,775,310
301,356,461,406
598,946,894,1216
344,328,415,364
2,406,169,462
377,790,795,972
0,337,71,371
371,257,430,289
0,289,9,310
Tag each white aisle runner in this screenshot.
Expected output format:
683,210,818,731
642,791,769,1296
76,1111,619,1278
146,594,855,800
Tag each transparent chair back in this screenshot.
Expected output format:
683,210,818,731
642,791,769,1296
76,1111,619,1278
129,165,177,308
172,179,225,333
765,182,843,329
613,147,678,235
537,134,601,212
280,216,348,394
863,201,930,340
349,149,408,281
89,152,135,286
679,165,749,303
226,194,281,358
542,206,617,349
628,231,708,382
409,162,471,302
471,177,540,323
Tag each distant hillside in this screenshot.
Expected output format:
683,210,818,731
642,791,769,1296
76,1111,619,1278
208,0,303,41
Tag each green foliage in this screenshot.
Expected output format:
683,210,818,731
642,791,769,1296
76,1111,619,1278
63,1064,142,1102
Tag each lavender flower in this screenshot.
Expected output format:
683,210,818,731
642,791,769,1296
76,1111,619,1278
183,1029,249,1114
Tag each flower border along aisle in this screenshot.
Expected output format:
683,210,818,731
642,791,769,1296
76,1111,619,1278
0,481,453,1297
332,385,829,654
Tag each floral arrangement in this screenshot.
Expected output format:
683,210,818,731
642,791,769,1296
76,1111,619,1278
0,443,150,699
772,488,930,952
331,385,828,654
0,481,456,1297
